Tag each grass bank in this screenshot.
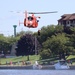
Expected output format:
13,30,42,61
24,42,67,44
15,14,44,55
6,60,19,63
0,55,40,65
0,55,75,65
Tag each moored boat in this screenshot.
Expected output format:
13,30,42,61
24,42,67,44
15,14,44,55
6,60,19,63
33,61,42,69
54,60,70,70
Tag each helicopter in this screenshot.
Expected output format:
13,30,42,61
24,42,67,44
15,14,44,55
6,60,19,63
19,11,57,28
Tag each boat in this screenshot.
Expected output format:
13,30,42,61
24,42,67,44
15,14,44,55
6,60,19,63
33,61,42,69
54,60,70,70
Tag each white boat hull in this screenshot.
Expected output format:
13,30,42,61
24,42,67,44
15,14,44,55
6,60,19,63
55,63,70,70
33,64,42,69
33,61,42,69
54,60,70,70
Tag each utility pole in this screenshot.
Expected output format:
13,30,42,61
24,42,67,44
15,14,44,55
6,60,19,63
35,35,37,55
13,25,17,37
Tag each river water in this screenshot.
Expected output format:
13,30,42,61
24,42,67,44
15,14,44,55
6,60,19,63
0,70,75,75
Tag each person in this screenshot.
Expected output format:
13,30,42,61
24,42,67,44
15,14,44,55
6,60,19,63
17,61,20,65
22,61,25,65
0,61,1,65
6,61,8,65
10,61,12,65
68,60,70,64
70,60,72,65
35,61,39,66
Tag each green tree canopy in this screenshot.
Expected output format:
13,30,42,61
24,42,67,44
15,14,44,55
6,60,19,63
42,33,70,59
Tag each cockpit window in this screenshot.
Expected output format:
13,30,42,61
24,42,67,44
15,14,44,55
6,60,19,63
28,16,33,21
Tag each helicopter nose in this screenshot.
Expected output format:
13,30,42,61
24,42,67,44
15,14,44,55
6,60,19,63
30,21,33,25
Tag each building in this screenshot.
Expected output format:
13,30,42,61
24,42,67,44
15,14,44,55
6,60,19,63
58,13,75,27
5,43,17,58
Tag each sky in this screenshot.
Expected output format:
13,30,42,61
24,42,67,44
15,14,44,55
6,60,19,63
0,0,75,36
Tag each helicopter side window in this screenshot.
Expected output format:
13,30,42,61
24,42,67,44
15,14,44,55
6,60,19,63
28,16,33,21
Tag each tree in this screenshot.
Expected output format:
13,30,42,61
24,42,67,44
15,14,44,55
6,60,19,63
15,34,41,56
55,25,64,34
0,35,19,55
39,25,56,43
40,49,51,59
42,33,70,60
15,34,34,56
16,30,33,37
0,35,11,54
38,25,64,44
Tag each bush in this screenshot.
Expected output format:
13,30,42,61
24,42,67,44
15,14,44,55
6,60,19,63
39,49,51,59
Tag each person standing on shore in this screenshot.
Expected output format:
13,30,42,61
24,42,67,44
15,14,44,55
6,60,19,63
70,60,72,65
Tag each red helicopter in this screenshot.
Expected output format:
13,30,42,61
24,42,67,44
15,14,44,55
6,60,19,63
19,11,57,28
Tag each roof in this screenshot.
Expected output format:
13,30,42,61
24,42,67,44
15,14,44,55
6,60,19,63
69,13,75,20
58,13,75,21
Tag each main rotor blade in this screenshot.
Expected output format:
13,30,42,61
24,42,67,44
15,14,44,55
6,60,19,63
28,11,57,14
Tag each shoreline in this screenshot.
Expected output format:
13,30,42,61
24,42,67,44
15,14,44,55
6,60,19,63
0,65,75,70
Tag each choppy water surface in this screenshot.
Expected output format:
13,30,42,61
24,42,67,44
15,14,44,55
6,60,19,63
0,70,75,75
